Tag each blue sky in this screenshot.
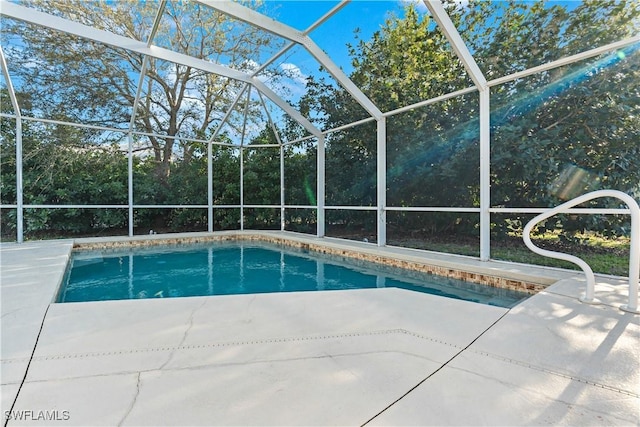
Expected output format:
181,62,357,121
252,0,586,104
265,1,402,74
262,0,583,77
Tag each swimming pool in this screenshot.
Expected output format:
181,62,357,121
58,241,529,307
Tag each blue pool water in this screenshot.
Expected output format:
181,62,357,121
58,242,529,307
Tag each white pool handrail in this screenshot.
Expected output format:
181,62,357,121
522,190,639,314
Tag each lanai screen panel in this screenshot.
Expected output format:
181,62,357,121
212,146,241,231
305,0,385,77
387,91,480,208
6,0,159,40
162,1,288,68
325,120,377,207
212,86,261,146
0,115,17,207
133,207,208,235
386,211,480,255
0,71,12,113
1,17,140,129
2,0,638,246
319,1,473,113
153,0,286,65
255,43,375,131
258,0,340,31
242,90,284,146
212,146,241,206
1,66,18,240
490,47,640,212
0,70,16,205
284,140,317,206
131,57,249,145
325,209,377,244
455,0,640,79
243,144,280,205
258,94,311,144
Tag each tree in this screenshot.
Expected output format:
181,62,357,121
458,0,640,236
300,4,479,232
1,90,129,237
2,0,280,184
296,0,639,239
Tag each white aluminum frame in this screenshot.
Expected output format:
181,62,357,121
0,45,23,242
0,1,321,140
0,0,637,288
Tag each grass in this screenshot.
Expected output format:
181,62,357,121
491,246,628,276
389,232,632,277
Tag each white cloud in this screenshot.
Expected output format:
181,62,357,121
279,62,308,86
253,62,309,101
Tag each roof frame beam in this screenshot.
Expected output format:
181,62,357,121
0,45,20,117
488,35,640,87
197,0,383,120
423,0,487,89
250,78,320,137
257,91,284,146
0,2,249,81
0,45,24,242
210,83,250,142
240,86,251,147
129,0,167,131
250,0,349,79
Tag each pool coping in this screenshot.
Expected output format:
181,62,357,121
71,230,582,295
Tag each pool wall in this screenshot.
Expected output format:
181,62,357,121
72,231,553,295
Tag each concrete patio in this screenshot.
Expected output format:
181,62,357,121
1,236,638,426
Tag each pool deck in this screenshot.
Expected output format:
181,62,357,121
1,231,638,426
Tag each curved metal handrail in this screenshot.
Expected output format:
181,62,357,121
523,190,639,314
